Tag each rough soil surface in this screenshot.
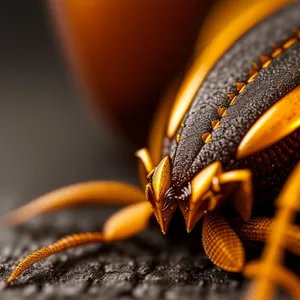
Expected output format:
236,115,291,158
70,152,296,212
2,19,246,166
0,208,246,300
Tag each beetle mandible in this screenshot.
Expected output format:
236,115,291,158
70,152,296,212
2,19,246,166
4,1,300,296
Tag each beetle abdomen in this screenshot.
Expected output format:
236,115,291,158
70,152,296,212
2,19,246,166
166,2,300,193
189,42,300,190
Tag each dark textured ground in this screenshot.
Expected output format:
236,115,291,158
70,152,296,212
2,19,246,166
0,210,245,300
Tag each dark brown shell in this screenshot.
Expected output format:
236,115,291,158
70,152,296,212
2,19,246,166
163,2,300,202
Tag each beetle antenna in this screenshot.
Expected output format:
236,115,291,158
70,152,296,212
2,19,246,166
7,232,104,285
3,181,144,226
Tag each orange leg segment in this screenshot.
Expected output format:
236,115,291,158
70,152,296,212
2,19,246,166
244,264,300,300
202,212,245,273
236,217,300,257
6,201,153,285
242,162,300,300
4,181,145,226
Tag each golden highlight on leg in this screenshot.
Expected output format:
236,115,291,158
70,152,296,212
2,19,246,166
202,212,245,272
243,163,300,299
135,148,154,187
7,232,104,284
6,202,153,285
104,201,153,241
244,263,300,300
237,217,300,256
5,181,145,226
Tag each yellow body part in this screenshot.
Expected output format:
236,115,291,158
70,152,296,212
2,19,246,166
244,162,300,300
183,162,252,233
103,201,153,241
166,0,293,139
202,212,245,273
219,170,252,222
5,181,144,226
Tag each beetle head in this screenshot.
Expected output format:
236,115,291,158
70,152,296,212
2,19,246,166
145,156,177,234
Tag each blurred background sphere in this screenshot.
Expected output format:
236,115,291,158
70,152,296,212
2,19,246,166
49,0,213,147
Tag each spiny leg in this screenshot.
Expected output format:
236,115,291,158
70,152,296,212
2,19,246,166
4,181,145,226
202,212,245,272
243,162,300,300
235,217,300,256
6,201,153,285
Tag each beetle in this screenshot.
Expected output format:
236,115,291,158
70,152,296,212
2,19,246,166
4,0,300,297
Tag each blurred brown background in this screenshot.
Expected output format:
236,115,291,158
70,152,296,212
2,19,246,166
49,0,214,146
0,0,221,220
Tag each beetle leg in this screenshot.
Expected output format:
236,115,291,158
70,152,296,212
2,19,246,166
218,169,252,221
235,217,300,256
244,264,300,300
4,181,145,226
242,162,300,299
6,201,153,286
202,212,245,272
135,148,154,187
182,163,252,232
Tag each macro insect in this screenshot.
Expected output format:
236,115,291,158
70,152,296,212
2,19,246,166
3,1,300,298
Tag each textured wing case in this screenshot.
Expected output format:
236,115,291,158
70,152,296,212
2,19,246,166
164,3,300,196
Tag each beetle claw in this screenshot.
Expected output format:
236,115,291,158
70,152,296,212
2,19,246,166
185,208,207,233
